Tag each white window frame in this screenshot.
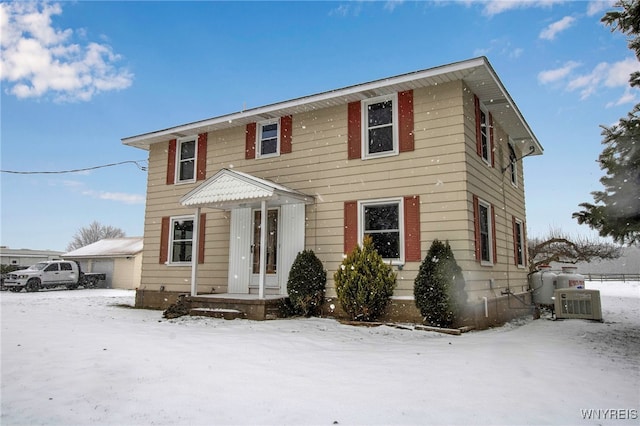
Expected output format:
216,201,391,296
175,137,197,184
168,215,194,265
514,218,525,268
508,140,518,187
358,198,404,264
256,119,280,159
478,198,493,265
361,93,399,159
479,102,491,165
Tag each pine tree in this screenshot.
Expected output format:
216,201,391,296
414,239,467,328
286,250,326,317
573,1,640,245
334,235,396,321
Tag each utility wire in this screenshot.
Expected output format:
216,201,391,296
0,160,148,174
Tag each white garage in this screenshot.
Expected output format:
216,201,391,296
64,238,143,290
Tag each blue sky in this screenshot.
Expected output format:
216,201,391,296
1,0,638,252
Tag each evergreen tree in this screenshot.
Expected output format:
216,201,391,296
334,236,396,321
286,250,326,317
414,240,467,328
573,1,640,245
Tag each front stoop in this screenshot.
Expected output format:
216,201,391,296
187,295,286,320
189,307,246,320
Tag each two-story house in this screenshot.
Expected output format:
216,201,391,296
122,57,543,327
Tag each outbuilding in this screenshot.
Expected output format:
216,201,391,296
64,238,143,289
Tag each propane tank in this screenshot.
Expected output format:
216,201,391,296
556,266,585,289
529,265,557,305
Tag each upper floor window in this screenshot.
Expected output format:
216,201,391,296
257,120,280,158
508,142,518,186
170,216,194,263
360,198,403,262
363,94,399,158
479,104,490,164
474,95,494,167
177,138,196,183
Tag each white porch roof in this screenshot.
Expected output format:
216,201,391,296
180,168,314,209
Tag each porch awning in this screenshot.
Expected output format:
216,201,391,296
180,168,314,209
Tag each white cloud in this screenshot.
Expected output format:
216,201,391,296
539,16,576,40
384,1,405,12
537,61,580,84
0,2,133,102
605,87,638,108
539,57,640,102
586,0,617,17
481,0,565,16
86,191,146,205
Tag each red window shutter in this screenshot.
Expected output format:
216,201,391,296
473,195,481,262
245,123,256,160
281,115,292,154
347,101,361,160
491,204,497,264
198,213,206,264
474,95,482,157
489,113,495,167
344,201,358,254
166,139,177,185
398,90,414,153
197,133,207,181
403,195,421,261
159,216,170,264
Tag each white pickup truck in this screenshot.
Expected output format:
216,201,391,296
3,260,106,292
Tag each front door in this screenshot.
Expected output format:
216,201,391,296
251,208,279,288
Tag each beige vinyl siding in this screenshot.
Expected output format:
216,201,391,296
139,79,530,300
112,256,141,290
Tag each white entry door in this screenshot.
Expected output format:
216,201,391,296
250,208,279,288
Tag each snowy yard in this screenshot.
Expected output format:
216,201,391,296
1,282,638,426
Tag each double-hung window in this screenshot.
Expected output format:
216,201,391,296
508,142,518,186
479,103,490,164
360,199,403,262
177,138,196,183
169,216,194,263
257,120,280,158
514,218,525,267
363,94,398,158
478,199,493,264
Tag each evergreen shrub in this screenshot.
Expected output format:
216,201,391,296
414,239,467,328
287,249,327,317
334,236,396,321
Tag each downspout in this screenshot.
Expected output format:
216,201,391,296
190,207,201,297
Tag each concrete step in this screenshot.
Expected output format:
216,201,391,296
189,307,246,320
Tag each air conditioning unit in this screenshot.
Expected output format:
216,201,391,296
554,289,603,321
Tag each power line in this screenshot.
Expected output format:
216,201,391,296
0,160,148,174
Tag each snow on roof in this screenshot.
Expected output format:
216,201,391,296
180,168,314,209
64,237,143,258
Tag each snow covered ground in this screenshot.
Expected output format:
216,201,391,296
1,281,638,426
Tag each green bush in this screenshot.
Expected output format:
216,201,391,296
414,239,467,328
334,236,397,321
287,250,327,317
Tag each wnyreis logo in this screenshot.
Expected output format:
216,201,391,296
580,409,638,420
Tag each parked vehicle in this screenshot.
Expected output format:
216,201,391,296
3,260,106,292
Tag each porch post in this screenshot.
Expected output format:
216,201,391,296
190,207,201,297
258,199,267,299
